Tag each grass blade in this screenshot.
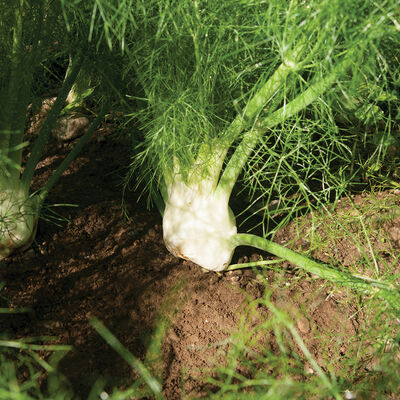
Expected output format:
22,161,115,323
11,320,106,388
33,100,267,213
90,317,162,397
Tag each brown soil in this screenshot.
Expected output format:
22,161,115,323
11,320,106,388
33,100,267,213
1,123,400,399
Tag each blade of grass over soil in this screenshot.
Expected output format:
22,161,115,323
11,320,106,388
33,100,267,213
90,317,162,398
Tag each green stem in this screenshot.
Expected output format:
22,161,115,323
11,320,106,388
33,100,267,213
218,55,352,198
8,2,46,180
207,47,303,182
21,53,84,190
0,2,47,183
232,233,400,314
223,45,303,144
226,258,283,271
38,102,108,204
215,129,260,202
192,142,228,191
0,0,24,174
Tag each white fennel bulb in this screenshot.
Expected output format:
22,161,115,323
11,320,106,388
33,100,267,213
163,176,237,271
0,181,40,260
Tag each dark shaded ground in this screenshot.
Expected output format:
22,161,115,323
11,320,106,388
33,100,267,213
1,121,399,399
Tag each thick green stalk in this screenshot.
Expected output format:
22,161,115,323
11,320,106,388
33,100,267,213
191,142,228,192
38,102,108,203
223,45,303,144
0,0,24,173
232,233,400,315
202,46,303,178
0,1,47,182
215,128,260,202
217,55,352,199
21,53,84,190
7,2,46,180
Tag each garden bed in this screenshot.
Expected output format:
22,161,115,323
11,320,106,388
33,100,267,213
1,125,400,399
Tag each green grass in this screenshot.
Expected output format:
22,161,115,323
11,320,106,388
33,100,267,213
204,281,400,399
205,191,400,399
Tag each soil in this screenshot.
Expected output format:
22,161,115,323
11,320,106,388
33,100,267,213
1,121,400,399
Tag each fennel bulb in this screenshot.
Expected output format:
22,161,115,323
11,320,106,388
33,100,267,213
0,181,40,260
0,0,123,259
163,176,237,271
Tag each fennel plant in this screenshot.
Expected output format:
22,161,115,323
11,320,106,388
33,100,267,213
123,0,400,308
0,0,119,260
